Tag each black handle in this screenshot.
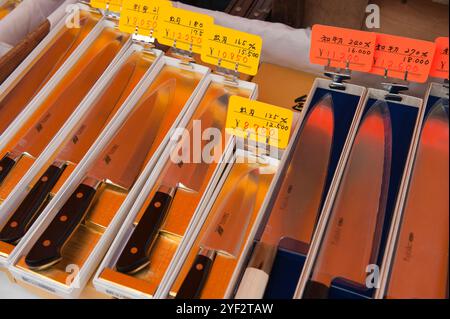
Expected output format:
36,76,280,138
175,252,215,299
302,280,330,299
0,164,66,244
0,155,16,186
116,191,174,274
25,183,97,269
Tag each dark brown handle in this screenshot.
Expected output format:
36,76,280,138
0,164,66,244
0,20,51,85
25,183,97,269
0,155,16,186
175,252,215,299
302,280,330,299
116,191,174,274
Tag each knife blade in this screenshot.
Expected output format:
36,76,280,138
235,94,335,299
0,13,98,134
0,52,147,245
116,93,230,274
24,79,176,270
0,19,50,86
176,168,260,299
303,100,392,299
0,31,126,186
386,99,449,299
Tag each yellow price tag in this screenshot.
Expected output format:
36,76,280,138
118,0,172,38
90,0,122,12
157,6,214,53
226,96,293,149
202,25,262,76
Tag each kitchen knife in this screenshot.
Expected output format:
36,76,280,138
303,100,392,299
0,13,98,134
235,94,335,299
386,99,449,299
0,32,125,186
24,79,176,270
116,93,230,274
0,54,144,244
0,19,50,85
176,168,260,299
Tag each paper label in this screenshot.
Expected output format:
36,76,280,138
90,0,122,12
371,33,436,83
429,37,449,79
118,0,171,38
310,24,376,72
201,24,262,76
157,6,213,53
226,96,293,149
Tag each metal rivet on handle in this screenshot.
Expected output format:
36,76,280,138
196,264,204,271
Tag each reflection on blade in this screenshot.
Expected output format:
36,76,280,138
235,94,334,299
57,54,141,165
176,168,260,299
10,33,126,159
87,79,176,190
0,30,126,186
202,168,260,256
0,13,99,134
265,94,334,245
387,99,449,299
306,100,392,298
162,92,228,191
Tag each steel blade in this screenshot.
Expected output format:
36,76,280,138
262,94,334,245
201,168,260,257
161,93,230,192
311,100,392,288
86,79,176,190
0,13,98,134
387,99,449,299
56,55,141,165
9,32,125,159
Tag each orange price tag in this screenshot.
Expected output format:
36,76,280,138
310,25,376,72
429,37,449,79
371,34,436,83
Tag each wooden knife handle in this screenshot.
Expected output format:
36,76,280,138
235,267,270,299
116,191,173,274
0,155,16,186
0,20,51,85
25,183,97,269
234,242,277,299
0,164,66,244
176,250,216,299
302,280,330,299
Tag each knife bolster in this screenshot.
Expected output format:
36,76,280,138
0,155,17,186
198,247,216,260
247,242,278,273
157,185,176,197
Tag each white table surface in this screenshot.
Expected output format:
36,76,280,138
0,271,39,299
